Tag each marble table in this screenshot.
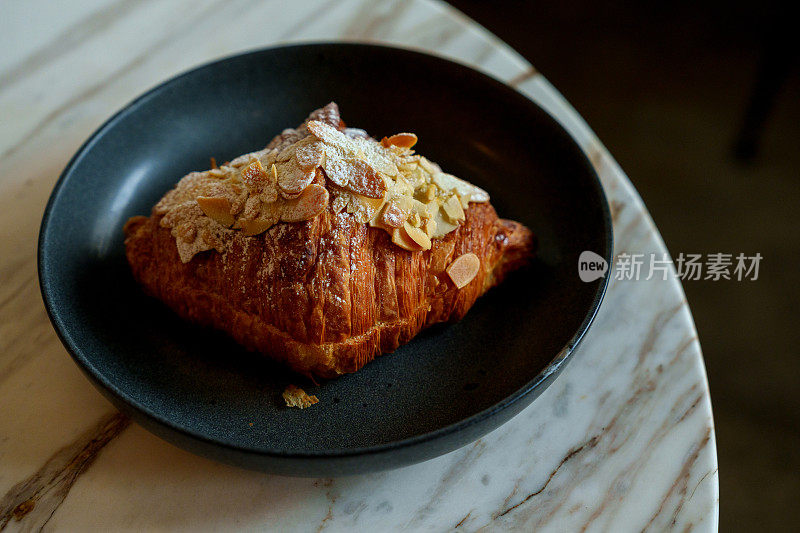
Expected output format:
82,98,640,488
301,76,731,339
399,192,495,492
0,0,718,530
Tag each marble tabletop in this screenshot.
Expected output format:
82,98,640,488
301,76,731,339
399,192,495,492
0,0,718,531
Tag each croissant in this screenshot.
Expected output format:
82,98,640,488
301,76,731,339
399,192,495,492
124,103,534,378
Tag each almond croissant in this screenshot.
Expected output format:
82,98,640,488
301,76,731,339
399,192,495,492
124,103,534,378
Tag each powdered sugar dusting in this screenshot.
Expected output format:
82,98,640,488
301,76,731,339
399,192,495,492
152,102,489,262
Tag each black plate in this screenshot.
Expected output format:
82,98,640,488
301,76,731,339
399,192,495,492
39,44,611,476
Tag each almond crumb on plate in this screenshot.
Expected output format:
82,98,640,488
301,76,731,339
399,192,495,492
283,385,319,408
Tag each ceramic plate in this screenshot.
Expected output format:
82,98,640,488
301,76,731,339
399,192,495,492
39,44,612,475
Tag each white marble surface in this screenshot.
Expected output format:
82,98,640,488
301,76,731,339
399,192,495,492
0,0,718,531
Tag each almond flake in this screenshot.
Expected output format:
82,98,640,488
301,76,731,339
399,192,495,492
295,141,325,171
380,201,407,228
238,201,281,235
283,385,319,409
175,222,197,243
417,183,436,202
277,160,316,197
431,209,459,238
403,221,432,250
321,155,352,188
196,196,234,227
331,192,349,214
238,218,274,236
419,156,438,174
433,172,489,203
281,184,329,222
447,253,480,289
344,158,387,199
262,164,279,202
241,159,269,194
307,120,350,147
384,132,418,149
349,193,386,221
442,195,466,222
423,217,437,237
391,227,423,252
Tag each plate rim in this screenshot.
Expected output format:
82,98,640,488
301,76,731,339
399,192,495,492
38,42,613,463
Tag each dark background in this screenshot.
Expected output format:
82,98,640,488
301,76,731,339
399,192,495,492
446,1,799,530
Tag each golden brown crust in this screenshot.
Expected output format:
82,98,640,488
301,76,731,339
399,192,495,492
124,199,533,378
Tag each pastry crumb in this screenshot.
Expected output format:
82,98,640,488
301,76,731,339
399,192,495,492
283,385,319,409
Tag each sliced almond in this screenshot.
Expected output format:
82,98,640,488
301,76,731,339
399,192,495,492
175,222,197,243
398,161,417,172
392,175,414,197
395,194,416,214
241,196,262,220
331,192,349,214
350,193,386,221
423,217,437,237
282,385,318,409
369,217,392,231
281,184,329,222
419,156,439,174
241,159,269,194
457,191,472,210
354,193,385,212
431,209,460,238
408,197,433,218
321,156,350,188
391,226,423,252
446,253,480,289
416,183,436,202
295,141,324,171
307,120,349,147
238,218,274,236
197,196,234,227
229,152,254,168
433,172,489,203
384,132,418,149
442,195,466,222
277,160,316,197
322,156,387,200
238,201,281,235
199,226,223,249
276,142,298,162
423,199,440,219
403,221,432,250
380,201,407,228
344,159,387,199
262,163,279,202
347,135,399,176
365,151,399,177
